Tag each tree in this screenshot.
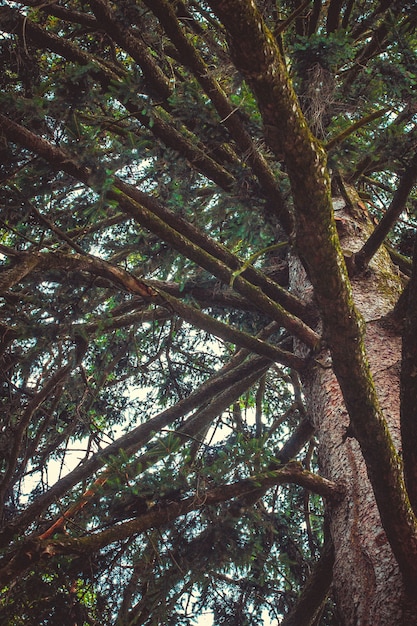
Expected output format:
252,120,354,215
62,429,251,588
1,0,417,623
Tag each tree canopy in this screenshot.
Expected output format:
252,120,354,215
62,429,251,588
1,0,417,624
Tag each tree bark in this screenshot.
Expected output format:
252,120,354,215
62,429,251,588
295,191,417,623
207,2,417,587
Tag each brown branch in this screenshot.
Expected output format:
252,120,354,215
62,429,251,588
0,4,120,74
142,0,292,232
153,285,305,370
0,114,318,348
28,201,87,254
0,337,88,508
37,362,268,540
114,186,320,348
88,0,171,100
0,245,305,368
18,0,99,29
325,107,391,152
401,233,417,515
280,535,334,626
0,463,343,587
342,19,390,90
0,5,236,191
0,245,158,298
348,108,417,183
207,0,417,589
231,415,315,510
346,9,417,88
350,0,396,40
352,151,417,271
385,244,412,276
274,0,312,37
326,0,344,32
34,323,283,543
0,252,40,292
24,357,270,553
24,322,282,540
0,353,268,548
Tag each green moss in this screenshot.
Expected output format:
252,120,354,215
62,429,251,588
369,243,403,307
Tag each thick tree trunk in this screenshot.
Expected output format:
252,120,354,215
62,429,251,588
303,332,410,624
295,193,417,623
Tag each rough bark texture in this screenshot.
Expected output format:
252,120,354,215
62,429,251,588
400,233,417,516
207,3,417,586
2,1,417,622
293,193,417,623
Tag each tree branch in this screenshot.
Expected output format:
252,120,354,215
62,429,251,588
325,107,390,152
280,534,334,626
207,0,417,588
0,5,236,191
401,232,417,515
0,337,88,509
0,245,305,368
142,0,292,232
0,463,343,587
89,0,172,100
0,113,319,348
353,151,417,271
0,353,269,548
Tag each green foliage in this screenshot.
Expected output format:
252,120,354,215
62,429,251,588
292,32,354,74
0,0,416,623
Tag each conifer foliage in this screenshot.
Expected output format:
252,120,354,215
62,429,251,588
1,1,417,623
